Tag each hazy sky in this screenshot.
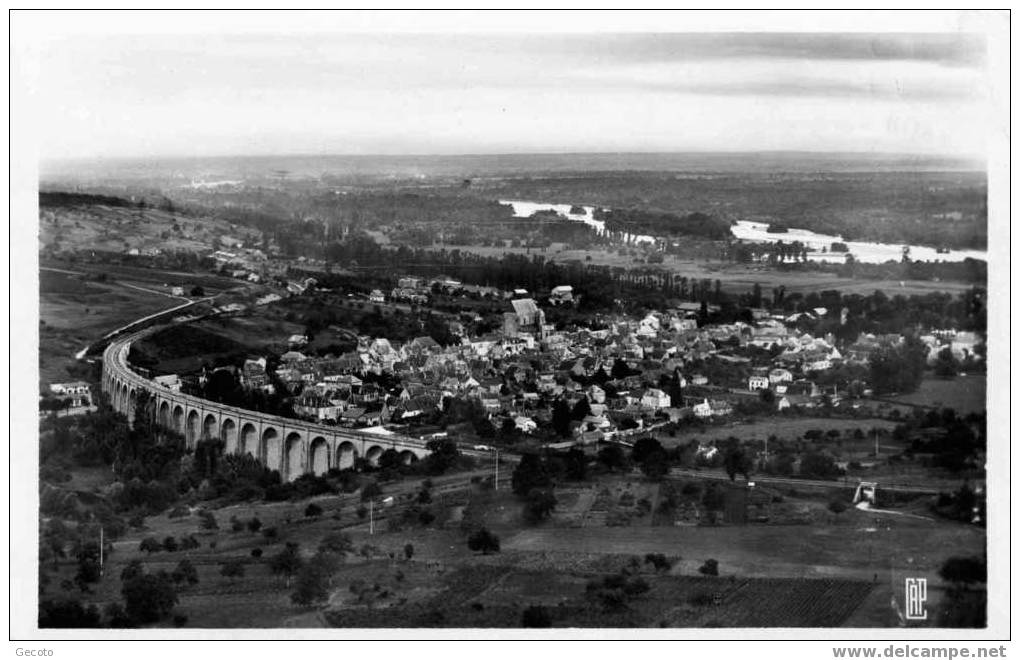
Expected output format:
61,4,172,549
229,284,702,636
24,31,993,160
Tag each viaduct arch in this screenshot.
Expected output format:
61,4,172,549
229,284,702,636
101,326,431,482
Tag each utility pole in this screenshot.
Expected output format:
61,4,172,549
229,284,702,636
99,526,104,576
875,428,880,459
369,499,374,535
494,449,499,490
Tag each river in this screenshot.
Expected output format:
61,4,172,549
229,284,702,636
501,200,987,264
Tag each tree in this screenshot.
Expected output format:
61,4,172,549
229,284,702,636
39,599,102,628
290,563,331,607
571,397,592,421
120,560,145,583
318,532,353,557
597,445,628,471
377,448,404,472
934,347,959,379
467,528,501,554
162,536,179,552
220,559,245,580
246,517,263,534
139,537,161,554
523,488,557,523
422,438,460,475
644,553,673,572
269,542,304,576
722,439,753,481
171,559,199,586
564,447,588,481
121,572,178,624
698,559,719,576
551,398,572,437
631,436,665,464
360,482,383,502
800,452,841,480
198,510,218,530
511,453,552,496
936,555,987,628
521,605,552,628
403,543,414,561
304,503,323,518
939,556,986,585
640,455,669,481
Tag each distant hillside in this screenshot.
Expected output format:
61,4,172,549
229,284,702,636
39,191,139,209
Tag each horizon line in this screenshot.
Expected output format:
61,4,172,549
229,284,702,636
40,148,987,165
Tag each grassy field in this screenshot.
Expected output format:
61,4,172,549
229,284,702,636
38,271,190,385
422,243,976,297
38,264,258,385
503,516,985,585
662,416,898,447
39,465,984,629
39,204,257,255
884,375,986,415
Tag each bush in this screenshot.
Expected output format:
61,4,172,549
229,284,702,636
521,605,552,628
171,559,199,585
220,560,245,580
139,537,161,554
269,542,304,576
360,482,382,502
523,488,557,523
467,528,500,554
828,500,848,514
939,556,986,585
698,559,719,576
304,503,323,518
251,548,263,559
644,553,673,572
246,517,263,533
318,532,353,556
356,505,368,520
198,510,218,530
121,573,178,624
688,591,714,607
162,536,179,552
39,599,102,628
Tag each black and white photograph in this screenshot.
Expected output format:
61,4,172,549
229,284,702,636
9,8,1011,648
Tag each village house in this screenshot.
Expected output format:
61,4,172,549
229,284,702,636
640,388,671,409
153,374,183,392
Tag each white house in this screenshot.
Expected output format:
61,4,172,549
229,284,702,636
748,375,770,391
769,368,794,384
640,388,671,409
368,289,386,303
550,285,574,304
153,374,182,392
693,399,713,418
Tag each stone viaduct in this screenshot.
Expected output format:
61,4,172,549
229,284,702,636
101,326,431,482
